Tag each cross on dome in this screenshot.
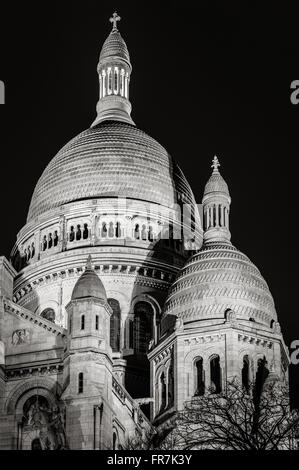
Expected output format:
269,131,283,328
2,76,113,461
211,155,220,172
110,12,121,30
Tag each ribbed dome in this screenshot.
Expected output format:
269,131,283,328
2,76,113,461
99,29,130,65
72,264,106,301
204,171,230,197
27,121,196,222
163,241,277,327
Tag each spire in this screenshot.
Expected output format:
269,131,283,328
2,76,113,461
202,157,231,244
91,13,135,127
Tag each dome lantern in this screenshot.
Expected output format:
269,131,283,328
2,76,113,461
202,156,231,244
91,12,135,127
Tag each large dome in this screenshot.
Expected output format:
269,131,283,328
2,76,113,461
163,241,277,327
27,121,196,222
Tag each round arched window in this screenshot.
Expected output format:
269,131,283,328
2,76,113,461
40,308,55,323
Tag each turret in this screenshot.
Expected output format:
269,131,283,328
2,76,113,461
91,12,134,126
202,156,231,243
63,256,113,449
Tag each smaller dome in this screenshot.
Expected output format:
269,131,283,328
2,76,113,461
204,172,230,197
203,156,230,198
72,257,106,301
99,29,130,66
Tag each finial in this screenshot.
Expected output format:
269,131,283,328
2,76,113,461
211,155,220,172
110,12,121,31
86,254,92,270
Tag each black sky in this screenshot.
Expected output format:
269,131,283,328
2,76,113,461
0,1,298,399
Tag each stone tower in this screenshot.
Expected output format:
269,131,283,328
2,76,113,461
62,256,113,449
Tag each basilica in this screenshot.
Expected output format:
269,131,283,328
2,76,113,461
0,13,289,450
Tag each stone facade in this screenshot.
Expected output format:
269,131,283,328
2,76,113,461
0,15,289,450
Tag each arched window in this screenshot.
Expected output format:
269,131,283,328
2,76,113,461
69,226,75,242
242,355,250,393
83,224,89,240
115,222,121,238
133,301,154,354
76,225,82,241
159,372,167,412
48,233,53,249
113,431,117,450
108,299,120,352
40,308,55,323
31,438,42,450
218,205,222,226
42,235,47,251
168,351,174,407
81,315,85,330
53,231,58,247
101,222,107,238
69,316,72,333
95,315,99,331
134,224,140,240
114,68,118,94
194,357,205,396
210,355,221,393
254,356,269,403
108,68,112,94
213,205,217,226
78,372,84,393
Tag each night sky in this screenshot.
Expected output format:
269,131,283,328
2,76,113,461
0,1,298,400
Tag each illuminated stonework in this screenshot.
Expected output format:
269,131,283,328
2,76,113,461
0,13,289,450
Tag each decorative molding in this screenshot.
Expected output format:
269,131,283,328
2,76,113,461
153,344,174,365
13,264,174,302
5,364,63,380
184,333,225,347
238,333,273,348
4,299,66,337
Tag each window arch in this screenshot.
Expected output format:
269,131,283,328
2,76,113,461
168,351,174,407
254,356,269,402
69,226,75,242
83,223,89,240
76,224,82,241
242,355,250,393
133,301,154,354
210,355,221,393
48,233,53,249
108,299,120,352
115,222,121,238
40,308,55,323
78,372,84,393
159,372,167,412
53,231,59,247
113,431,118,450
194,357,205,396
